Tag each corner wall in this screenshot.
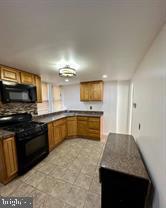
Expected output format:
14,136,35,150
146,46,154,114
61,80,130,135
132,24,166,208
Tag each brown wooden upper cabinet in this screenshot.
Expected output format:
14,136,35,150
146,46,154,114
80,80,103,101
0,65,42,103
0,66,21,83
35,75,42,103
20,71,35,85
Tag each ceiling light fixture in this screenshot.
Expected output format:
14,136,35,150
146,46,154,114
59,65,76,78
102,74,108,78
65,79,69,82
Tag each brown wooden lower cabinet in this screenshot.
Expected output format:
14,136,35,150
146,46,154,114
48,118,67,151
88,117,101,139
48,123,55,151
48,116,102,151
0,137,18,184
67,117,77,137
77,117,88,137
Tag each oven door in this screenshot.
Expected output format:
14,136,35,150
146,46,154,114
16,130,49,175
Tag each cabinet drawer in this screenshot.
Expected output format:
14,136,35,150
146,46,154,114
53,119,66,126
77,116,88,121
88,129,100,137
88,117,100,122
67,116,77,121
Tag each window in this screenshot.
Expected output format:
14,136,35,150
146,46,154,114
37,82,63,115
52,85,63,112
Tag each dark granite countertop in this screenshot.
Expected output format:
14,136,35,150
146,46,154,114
100,133,150,180
33,110,103,124
0,110,103,139
0,129,15,140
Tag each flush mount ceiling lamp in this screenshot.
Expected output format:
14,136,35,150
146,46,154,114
59,65,76,78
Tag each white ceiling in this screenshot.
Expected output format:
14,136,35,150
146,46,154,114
0,0,166,85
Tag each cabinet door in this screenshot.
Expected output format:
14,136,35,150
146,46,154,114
67,117,77,137
20,71,35,85
53,125,61,145
0,67,21,83
35,75,42,103
77,118,88,137
61,123,67,140
48,123,55,151
90,81,103,101
88,117,100,139
3,137,18,178
80,83,90,101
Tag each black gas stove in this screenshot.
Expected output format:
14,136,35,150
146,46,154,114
4,121,41,132
0,113,49,175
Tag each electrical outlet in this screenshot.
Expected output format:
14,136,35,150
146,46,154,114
133,103,137,108
138,123,141,130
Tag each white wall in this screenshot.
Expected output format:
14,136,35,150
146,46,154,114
132,24,166,208
61,80,130,135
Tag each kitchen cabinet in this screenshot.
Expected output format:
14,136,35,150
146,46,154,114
20,71,35,85
48,118,66,151
0,137,18,184
67,116,77,137
77,116,88,137
89,81,103,101
0,65,42,103
35,75,42,103
48,123,55,152
88,117,100,139
61,122,67,140
53,119,66,144
80,80,103,101
77,116,101,139
0,66,21,83
53,125,61,145
80,83,90,101
48,115,102,152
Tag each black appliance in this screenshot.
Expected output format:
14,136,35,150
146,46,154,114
0,113,49,175
0,80,37,103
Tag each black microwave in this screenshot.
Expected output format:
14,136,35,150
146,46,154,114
0,81,37,103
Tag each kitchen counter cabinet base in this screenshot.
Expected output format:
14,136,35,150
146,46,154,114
100,133,152,208
0,137,18,184
48,115,102,151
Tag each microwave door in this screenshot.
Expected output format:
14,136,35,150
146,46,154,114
9,90,31,102
4,87,31,103
0,81,36,103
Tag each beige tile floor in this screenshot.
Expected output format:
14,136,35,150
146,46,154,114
0,138,105,208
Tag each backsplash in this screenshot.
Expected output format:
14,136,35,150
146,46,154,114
0,102,37,116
